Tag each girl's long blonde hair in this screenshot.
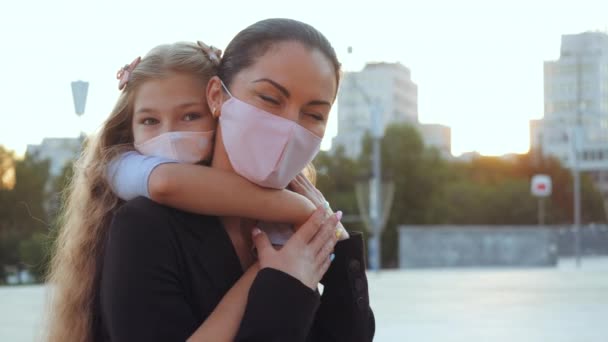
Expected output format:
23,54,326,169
45,41,219,342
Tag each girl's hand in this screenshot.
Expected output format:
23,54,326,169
290,174,349,240
252,206,341,290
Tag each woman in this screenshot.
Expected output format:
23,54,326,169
101,18,373,341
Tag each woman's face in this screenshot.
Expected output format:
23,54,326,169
132,73,215,145
225,41,337,138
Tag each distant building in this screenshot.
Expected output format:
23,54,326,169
26,137,81,178
26,137,81,214
332,62,451,159
531,31,608,197
418,124,452,158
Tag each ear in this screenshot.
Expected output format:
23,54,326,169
207,76,226,119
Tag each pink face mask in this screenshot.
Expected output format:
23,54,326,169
219,82,322,189
134,131,215,163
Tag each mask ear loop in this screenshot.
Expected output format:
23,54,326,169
220,81,233,98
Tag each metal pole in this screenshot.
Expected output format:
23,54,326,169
345,48,385,271
538,198,545,226
368,103,383,271
573,151,582,267
573,55,582,268
568,126,581,267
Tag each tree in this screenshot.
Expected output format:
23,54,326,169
320,124,607,268
314,146,365,232
0,146,15,190
0,147,50,283
359,123,449,267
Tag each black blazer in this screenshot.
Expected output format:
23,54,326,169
97,197,375,341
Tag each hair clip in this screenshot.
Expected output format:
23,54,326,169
197,40,222,64
116,56,141,90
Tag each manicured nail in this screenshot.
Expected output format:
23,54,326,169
330,253,335,262
252,227,261,236
335,211,343,221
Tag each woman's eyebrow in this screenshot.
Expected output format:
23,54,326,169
253,78,332,106
253,78,290,98
307,100,331,107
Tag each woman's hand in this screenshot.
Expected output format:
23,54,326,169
290,174,349,240
252,206,341,290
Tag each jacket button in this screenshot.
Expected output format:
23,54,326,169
349,259,361,273
356,296,367,310
355,277,365,293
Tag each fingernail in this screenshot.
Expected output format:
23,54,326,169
330,253,335,262
252,227,261,236
335,211,343,221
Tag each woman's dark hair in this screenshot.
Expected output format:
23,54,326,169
219,18,341,93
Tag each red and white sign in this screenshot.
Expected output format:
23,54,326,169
531,174,552,197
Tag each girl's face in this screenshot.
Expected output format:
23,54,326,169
222,41,337,138
132,73,216,145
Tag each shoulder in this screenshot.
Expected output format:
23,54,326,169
108,197,181,245
113,196,175,226
116,195,172,216
109,197,220,244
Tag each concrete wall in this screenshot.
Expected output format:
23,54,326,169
556,225,608,256
398,226,559,268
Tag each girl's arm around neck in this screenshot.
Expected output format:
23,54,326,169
149,163,316,225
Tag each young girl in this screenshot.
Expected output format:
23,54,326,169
47,41,343,342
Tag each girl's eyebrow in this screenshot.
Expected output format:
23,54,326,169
134,102,202,115
134,108,157,116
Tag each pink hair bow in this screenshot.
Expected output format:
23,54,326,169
116,56,141,90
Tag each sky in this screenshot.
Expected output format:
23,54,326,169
1,0,607,157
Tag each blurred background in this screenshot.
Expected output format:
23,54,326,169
1,0,607,341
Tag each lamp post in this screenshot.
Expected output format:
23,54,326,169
368,101,383,271
571,126,582,268
71,80,89,142
345,47,388,271
572,54,584,268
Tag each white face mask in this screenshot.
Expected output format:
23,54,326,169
134,130,215,163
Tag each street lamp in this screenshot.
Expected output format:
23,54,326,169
571,125,582,268
345,47,393,271
71,80,89,142
571,54,585,268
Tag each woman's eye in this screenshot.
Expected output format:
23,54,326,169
142,118,159,125
183,113,202,121
305,113,324,121
259,95,280,105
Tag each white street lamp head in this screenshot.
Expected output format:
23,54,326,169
71,80,89,117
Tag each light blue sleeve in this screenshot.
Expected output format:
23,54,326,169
106,151,177,200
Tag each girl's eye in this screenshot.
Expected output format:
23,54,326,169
184,113,202,121
142,118,159,125
259,95,280,105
